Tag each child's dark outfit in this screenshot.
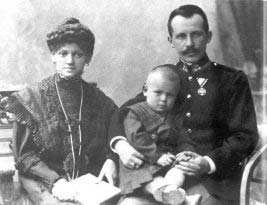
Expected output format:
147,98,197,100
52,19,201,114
119,102,194,194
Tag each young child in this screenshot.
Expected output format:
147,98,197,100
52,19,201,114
119,64,195,205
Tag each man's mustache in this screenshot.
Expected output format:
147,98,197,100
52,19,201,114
182,48,198,55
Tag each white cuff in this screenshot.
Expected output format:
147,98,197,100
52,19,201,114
110,136,127,153
203,156,216,174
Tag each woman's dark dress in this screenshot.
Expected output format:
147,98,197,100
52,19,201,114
6,74,118,204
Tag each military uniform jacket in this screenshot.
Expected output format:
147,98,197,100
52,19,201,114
173,57,258,180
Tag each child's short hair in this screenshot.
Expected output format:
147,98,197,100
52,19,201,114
151,64,180,82
143,64,180,91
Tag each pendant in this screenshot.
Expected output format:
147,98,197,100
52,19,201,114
198,87,206,96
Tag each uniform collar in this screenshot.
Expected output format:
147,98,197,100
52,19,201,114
177,54,211,73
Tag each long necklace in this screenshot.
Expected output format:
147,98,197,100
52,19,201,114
55,77,83,180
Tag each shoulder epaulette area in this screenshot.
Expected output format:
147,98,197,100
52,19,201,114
211,62,241,74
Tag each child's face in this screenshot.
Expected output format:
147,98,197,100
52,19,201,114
143,73,179,113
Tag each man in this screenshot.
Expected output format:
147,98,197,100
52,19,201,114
110,4,258,205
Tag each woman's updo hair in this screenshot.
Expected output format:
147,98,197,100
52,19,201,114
46,17,95,56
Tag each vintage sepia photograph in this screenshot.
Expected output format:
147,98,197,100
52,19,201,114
0,0,265,204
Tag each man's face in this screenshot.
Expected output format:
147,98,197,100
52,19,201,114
52,43,90,78
168,14,212,63
143,72,179,114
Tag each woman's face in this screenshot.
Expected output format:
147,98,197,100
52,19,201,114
52,43,90,78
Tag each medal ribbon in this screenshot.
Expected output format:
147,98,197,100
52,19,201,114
197,78,208,88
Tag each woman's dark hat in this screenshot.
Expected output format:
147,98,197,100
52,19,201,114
46,17,95,55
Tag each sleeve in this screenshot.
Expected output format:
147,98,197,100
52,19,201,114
108,92,146,149
207,71,259,178
12,121,61,191
203,156,216,174
123,110,161,163
5,95,61,191
105,102,121,164
108,110,126,144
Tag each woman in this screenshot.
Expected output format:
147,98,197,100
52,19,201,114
5,17,119,204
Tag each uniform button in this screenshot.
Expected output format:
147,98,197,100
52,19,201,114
187,128,192,133
186,112,191,117
187,94,192,99
188,76,193,81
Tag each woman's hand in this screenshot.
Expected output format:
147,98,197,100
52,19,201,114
175,151,210,176
98,159,118,185
52,178,76,201
115,140,145,169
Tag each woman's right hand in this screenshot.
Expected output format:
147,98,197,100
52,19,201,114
115,139,145,169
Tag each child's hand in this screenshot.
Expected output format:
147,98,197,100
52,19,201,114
157,153,176,167
175,151,195,164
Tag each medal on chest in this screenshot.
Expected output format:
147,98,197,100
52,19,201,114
197,78,208,96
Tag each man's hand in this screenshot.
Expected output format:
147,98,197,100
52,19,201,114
115,140,144,169
157,153,176,167
98,159,118,185
175,151,210,176
52,178,75,201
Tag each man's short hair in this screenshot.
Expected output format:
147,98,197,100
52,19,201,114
167,4,209,37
